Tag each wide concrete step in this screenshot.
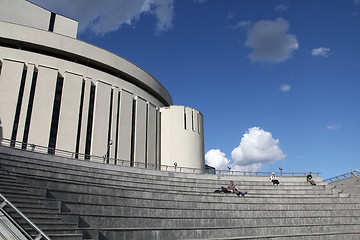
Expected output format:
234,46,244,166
61,203,360,218
89,224,360,239
77,215,360,228
45,188,358,208
183,231,360,240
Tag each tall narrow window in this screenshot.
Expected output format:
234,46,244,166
75,80,86,158
22,68,38,149
198,112,201,134
106,89,114,163
48,75,64,154
114,91,121,164
48,12,56,32
11,65,27,147
184,108,187,130
130,99,136,167
85,84,95,159
192,110,195,132
145,103,149,168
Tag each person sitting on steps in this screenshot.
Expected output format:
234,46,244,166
270,172,280,185
307,172,316,185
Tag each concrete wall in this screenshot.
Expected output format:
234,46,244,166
0,45,166,166
0,0,78,38
160,106,205,170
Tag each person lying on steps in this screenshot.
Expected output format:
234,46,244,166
214,181,247,197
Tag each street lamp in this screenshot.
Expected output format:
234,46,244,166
228,165,232,175
104,140,113,163
279,167,283,176
174,162,178,172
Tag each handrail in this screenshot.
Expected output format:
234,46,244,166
323,170,359,183
0,193,51,240
0,137,319,177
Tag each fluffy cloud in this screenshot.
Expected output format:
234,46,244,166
312,47,331,57
205,127,285,172
245,18,299,63
205,149,231,170
275,3,290,12
29,0,174,35
231,127,286,167
280,84,291,92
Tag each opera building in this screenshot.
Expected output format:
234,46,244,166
0,0,205,172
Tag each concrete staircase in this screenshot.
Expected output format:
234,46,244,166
0,168,87,240
0,145,360,240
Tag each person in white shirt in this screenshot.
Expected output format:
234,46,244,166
270,172,280,185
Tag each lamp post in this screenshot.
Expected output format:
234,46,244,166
228,165,231,175
279,167,283,176
104,140,113,164
174,162,177,172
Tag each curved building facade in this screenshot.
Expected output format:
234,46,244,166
0,0,204,171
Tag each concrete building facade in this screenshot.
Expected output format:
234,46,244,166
0,0,204,171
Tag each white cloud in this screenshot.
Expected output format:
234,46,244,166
312,47,331,57
231,127,286,167
280,84,291,92
275,3,290,12
205,149,231,170
194,0,207,3
206,127,286,172
245,18,299,63
229,20,252,29
29,0,175,35
327,124,341,130
355,0,360,5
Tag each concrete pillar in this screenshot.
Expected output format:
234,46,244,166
147,103,157,168
27,66,58,148
56,72,83,153
0,59,24,141
90,80,111,161
133,97,147,166
117,90,133,165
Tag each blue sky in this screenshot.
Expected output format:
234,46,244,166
30,0,360,179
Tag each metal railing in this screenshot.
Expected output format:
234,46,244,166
215,170,320,177
0,138,319,177
323,170,360,183
0,138,205,174
0,193,51,240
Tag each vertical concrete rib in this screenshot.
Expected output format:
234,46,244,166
56,72,83,153
90,80,112,161
134,97,147,166
27,66,58,148
0,60,24,141
117,90,133,165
